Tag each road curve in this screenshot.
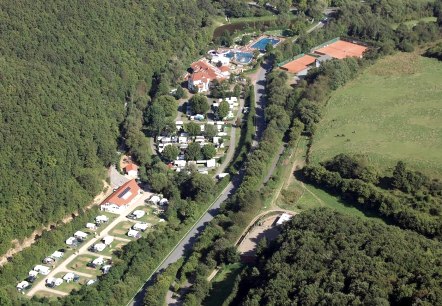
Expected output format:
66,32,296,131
128,63,271,306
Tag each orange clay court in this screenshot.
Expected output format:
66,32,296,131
281,55,317,73
314,40,367,59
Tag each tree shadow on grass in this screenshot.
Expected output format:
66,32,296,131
293,169,394,225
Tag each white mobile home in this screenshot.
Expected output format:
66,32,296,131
65,237,77,246
95,215,109,223
51,251,64,259
74,231,88,241
132,210,145,219
102,236,114,245
34,265,51,275
17,281,30,291
93,243,106,252
86,223,97,230
133,222,150,232
127,229,141,238
63,272,75,283
92,257,104,266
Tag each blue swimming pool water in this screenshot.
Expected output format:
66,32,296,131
222,51,253,64
235,52,253,64
251,37,280,51
224,51,235,58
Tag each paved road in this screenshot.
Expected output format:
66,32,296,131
129,62,271,306
27,192,151,297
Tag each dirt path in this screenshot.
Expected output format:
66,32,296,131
0,180,112,267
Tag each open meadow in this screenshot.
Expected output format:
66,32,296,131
310,51,442,177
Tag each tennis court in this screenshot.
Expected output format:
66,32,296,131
314,40,367,59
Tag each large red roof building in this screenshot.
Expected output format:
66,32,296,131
187,60,229,93
100,179,140,213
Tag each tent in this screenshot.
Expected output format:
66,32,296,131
101,265,112,274
149,195,161,204
28,270,38,277
86,279,96,286
43,257,54,264
159,198,169,206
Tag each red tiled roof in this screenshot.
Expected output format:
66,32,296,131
281,55,317,74
124,163,138,172
189,60,223,82
102,179,140,207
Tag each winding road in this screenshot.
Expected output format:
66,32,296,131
128,62,271,306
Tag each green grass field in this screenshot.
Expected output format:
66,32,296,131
204,263,244,306
391,16,437,29
68,255,102,277
311,51,442,177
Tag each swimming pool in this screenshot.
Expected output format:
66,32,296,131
235,52,253,64
251,37,280,51
223,51,253,64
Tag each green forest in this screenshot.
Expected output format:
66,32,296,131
231,208,442,305
0,0,213,254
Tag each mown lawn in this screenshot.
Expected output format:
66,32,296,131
310,51,442,177
52,272,86,293
68,255,102,277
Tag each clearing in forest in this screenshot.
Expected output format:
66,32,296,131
310,51,442,176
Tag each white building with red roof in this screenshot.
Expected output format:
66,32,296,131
124,163,138,178
187,60,229,93
100,179,140,213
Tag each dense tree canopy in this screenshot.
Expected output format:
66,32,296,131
190,94,210,114
233,209,442,306
0,0,214,254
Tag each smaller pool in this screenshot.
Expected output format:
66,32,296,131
251,37,280,51
221,51,253,64
235,52,253,64
224,51,235,59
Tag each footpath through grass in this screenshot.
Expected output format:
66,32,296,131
203,263,244,306
310,51,442,177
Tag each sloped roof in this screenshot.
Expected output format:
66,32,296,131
189,60,226,82
102,179,140,207
124,163,138,172
281,55,317,73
